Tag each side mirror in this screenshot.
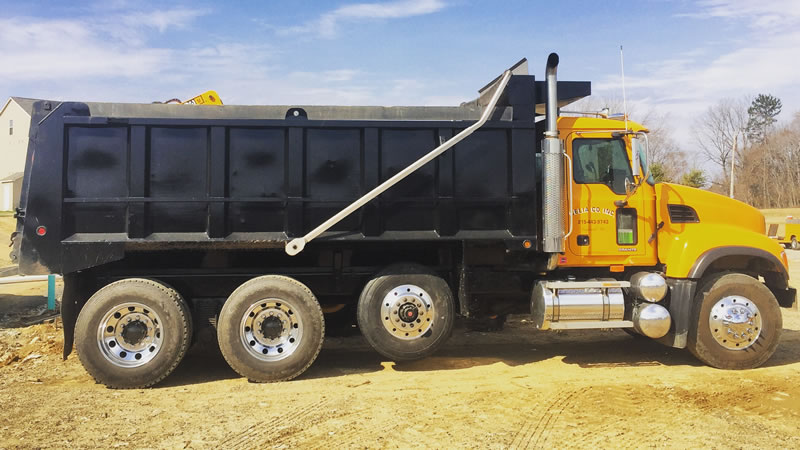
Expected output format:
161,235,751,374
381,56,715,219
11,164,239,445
630,137,642,177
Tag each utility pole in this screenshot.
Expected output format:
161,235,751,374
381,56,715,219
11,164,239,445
729,132,738,198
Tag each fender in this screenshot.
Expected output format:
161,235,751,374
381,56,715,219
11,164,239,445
658,224,787,280
689,246,788,284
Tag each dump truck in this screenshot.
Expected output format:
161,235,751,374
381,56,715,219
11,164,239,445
10,54,795,388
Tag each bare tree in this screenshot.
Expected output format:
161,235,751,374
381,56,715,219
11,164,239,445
734,114,800,208
692,97,750,177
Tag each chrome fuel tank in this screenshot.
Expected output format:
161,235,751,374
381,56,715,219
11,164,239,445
532,281,627,330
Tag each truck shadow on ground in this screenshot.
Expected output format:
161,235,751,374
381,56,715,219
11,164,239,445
160,328,800,387
392,334,702,372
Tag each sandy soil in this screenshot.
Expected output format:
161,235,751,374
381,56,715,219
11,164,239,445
0,215,16,268
1,216,799,448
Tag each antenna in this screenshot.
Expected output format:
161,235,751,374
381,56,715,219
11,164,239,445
620,45,629,132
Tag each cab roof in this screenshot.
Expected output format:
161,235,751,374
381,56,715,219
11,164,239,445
557,116,648,133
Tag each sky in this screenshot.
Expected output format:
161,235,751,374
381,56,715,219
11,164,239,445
2,0,799,165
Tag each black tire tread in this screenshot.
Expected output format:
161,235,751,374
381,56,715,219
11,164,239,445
357,263,454,361
75,278,192,389
688,272,782,369
218,275,324,383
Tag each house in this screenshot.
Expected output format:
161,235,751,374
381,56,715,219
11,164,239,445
0,97,38,211
1,172,23,211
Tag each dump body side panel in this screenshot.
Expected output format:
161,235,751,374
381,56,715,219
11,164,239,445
17,111,545,274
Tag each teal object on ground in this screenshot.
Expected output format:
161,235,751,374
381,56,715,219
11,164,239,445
47,274,56,311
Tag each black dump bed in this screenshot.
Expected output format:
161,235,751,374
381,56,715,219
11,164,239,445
13,74,589,275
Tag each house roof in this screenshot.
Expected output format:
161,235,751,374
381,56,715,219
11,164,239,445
0,172,24,183
1,97,42,117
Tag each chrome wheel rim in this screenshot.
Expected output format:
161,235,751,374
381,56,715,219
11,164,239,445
97,302,163,368
709,295,762,350
240,299,303,361
381,284,435,340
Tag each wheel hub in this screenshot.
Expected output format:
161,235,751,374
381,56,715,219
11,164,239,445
398,303,419,323
97,303,163,368
709,295,762,350
121,320,148,346
260,316,284,340
240,299,304,361
381,284,435,340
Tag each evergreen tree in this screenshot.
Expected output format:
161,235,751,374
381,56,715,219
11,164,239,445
649,162,670,183
746,94,782,144
680,169,707,189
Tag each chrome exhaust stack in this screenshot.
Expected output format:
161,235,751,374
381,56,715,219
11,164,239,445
542,53,564,253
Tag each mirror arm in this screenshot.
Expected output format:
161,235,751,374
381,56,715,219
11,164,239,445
614,166,651,208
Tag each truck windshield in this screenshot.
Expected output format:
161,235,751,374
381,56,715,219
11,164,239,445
572,138,632,195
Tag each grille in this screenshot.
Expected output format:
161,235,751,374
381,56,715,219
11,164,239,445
667,204,699,223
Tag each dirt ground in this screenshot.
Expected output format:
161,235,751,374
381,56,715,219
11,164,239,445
1,218,800,447
0,214,15,268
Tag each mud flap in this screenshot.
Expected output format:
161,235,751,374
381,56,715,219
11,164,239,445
772,287,797,309
60,272,90,360
655,279,696,349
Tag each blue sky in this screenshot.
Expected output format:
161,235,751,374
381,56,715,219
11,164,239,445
2,0,799,159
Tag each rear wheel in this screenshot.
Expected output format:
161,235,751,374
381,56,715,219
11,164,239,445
217,275,324,382
75,278,192,389
688,273,782,369
357,264,455,361
791,236,799,250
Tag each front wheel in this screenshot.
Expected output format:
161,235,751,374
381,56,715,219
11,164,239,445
791,236,799,250
217,275,324,382
688,273,782,369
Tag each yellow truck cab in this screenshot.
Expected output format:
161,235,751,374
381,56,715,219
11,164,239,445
554,115,793,367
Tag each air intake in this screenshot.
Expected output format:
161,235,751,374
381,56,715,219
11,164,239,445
667,204,699,223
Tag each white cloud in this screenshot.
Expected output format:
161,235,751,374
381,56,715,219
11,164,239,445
278,0,446,38
687,0,800,30
594,1,800,159
0,17,172,81
121,8,208,33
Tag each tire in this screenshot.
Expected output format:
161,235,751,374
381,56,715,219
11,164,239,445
357,264,455,361
75,278,192,389
217,275,324,382
791,236,799,250
688,273,782,369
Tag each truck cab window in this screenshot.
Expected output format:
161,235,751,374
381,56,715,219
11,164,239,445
572,138,632,195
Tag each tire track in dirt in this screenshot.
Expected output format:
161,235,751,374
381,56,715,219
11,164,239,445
509,387,589,449
219,397,333,448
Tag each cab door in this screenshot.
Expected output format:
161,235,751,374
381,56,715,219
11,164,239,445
566,134,646,259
